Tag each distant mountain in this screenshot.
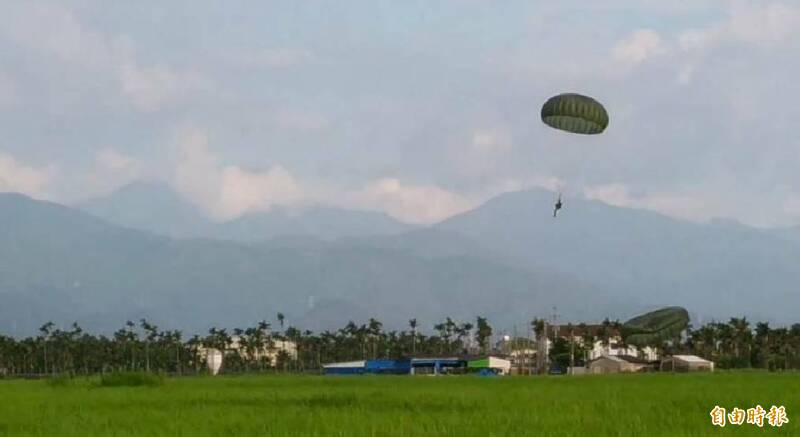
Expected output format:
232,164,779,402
0,193,608,335
77,182,215,238
436,189,800,324
217,205,413,242
78,182,414,241
7,187,800,336
770,226,800,245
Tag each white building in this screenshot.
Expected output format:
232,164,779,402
588,339,659,362
198,336,297,375
588,355,650,374
544,333,659,362
660,355,714,372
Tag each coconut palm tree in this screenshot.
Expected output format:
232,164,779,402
476,317,492,355
408,319,418,355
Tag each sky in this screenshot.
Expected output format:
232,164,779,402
0,0,799,227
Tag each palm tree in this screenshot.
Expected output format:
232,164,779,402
140,319,159,373
434,322,447,354
367,318,383,359
599,318,612,351
728,317,752,367
277,313,285,330
204,328,232,374
476,317,492,355
408,319,418,355
38,322,55,375
458,323,473,354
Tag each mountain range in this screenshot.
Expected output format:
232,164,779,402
1,181,799,335
78,182,413,241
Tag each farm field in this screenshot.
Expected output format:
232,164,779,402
0,372,796,436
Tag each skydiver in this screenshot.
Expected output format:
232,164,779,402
553,194,563,218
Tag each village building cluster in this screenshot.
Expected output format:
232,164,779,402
199,321,713,376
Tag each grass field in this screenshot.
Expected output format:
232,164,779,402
0,372,796,436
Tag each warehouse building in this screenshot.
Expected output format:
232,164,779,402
410,358,465,375
322,360,367,375
588,355,654,374
467,356,512,375
323,359,412,375
323,357,477,375
660,355,714,372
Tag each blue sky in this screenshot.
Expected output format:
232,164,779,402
0,1,798,226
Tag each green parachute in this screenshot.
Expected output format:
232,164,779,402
540,92,609,217
622,306,690,347
541,93,609,135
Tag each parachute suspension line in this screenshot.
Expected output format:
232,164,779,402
540,92,608,218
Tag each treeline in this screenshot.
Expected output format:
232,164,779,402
0,316,493,376
542,317,800,371
686,318,800,370
0,315,798,377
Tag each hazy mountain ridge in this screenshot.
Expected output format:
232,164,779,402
78,182,414,241
1,192,611,335
437,189,800,324
5,186,800,335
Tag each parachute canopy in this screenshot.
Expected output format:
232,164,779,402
622,306,689,347
541,93,609,135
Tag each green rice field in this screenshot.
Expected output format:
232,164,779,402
0,372,796,436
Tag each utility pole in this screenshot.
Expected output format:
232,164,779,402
513,325,518,375
569,327,575,376
537,319,549,374
551,307,559,374
551,307,559,338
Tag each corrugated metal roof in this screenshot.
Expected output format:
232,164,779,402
322,360,366,369
672,355,712,363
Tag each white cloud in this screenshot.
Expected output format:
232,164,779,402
613,29,664,67
712,1,800,47
674,2,800,52
170,125,484,224
489,176,565,196
604,2,800,83
583,183,712,222
471,129,512,153
0,151,56,199
169,127,470,224
85,149,141,196
675,2,800,79
345,178,474,224
96,149,138,173
217,166,304,220
172,127,304,220
0,3,211,112
0,3,114,68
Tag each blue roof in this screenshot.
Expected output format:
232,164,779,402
411,358,464,365
365,359,411,370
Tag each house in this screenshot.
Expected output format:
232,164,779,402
323,360,367,375
410,357,465,375
660,355,714,372
198,336,297,375
323,358,453,376
588,340,659,362
364,359,411,374
467,356,512,375
588,355,653,374
546,324,660,362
